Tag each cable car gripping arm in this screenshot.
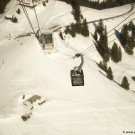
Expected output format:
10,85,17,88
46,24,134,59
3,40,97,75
73,53,84,72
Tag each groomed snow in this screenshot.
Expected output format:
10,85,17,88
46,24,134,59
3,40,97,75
0,0,135,135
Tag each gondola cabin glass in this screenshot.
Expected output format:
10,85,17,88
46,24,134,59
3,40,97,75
70,70,84,86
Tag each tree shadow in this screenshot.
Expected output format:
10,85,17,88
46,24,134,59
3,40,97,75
114,29,125,49
113,80,121,87
114,29,121,40
93,22,98,30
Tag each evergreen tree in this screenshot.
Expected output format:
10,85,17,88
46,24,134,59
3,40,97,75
0,0,11,13
65,25,70,35
125,45,134,55
70,23,76,37
97,19,104,35
16,8,21,14
98,25,109,61
132,76,135,81
12,16,18,23
71,0,81,22
42,1,46,6
81,19,89,37
120,24,134,55
59,0,135,10
121,76,130,90
111,42,118,62
59,32,64,40
120,24,128,46
107,66,113,80
128,20,134,31
118,46,122,61
98,61,108,72
111,42,122,63
94,30,98,41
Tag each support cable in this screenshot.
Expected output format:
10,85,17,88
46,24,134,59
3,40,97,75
107,11,135,35
19,0,36,36
81,11,135,55
32,0,42,35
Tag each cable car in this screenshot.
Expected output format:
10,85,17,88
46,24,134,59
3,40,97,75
71,53,84,86
71,69,84,86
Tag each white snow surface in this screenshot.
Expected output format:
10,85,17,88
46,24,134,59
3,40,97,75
0,0,135,135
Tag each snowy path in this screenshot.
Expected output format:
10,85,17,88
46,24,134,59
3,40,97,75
87,2,135,24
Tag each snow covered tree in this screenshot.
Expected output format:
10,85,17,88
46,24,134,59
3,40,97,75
121,76,130,90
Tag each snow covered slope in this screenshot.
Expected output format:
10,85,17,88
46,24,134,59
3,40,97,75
0,1,135,135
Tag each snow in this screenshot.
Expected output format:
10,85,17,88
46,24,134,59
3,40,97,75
0,0,135,135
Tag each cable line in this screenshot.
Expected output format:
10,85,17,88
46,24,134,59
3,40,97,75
83,45,96,55
32,0,42,35
107,11,135,35
81,12,135,55
108,17,135,38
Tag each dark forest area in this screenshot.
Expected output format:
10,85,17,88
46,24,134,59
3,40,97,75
58,0,135,10
0,0,11,13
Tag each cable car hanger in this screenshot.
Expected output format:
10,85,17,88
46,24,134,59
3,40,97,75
73,53,84,73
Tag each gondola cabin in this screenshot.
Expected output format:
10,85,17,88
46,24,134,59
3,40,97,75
37,30,54,53
71,69,84,86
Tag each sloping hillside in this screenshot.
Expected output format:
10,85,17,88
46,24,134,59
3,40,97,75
0,1,135,135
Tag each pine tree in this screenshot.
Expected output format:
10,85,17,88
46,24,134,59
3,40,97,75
98,61,108,72
120,24,128,46
82,19,89,37
126,46,133,55
0,0,11,13
12,16,18,23
65,25,70,35
97,19,104,35
132,76,135,81
111,42,122,63
107,66,113,80
59,32,64,40
94,30,98,41
42,1,46,6
128,20,134,31
16,8,21,14
121,76,130,90
118,46,122,61
98,25,109,61
71,0,81,22
120,24,134,55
